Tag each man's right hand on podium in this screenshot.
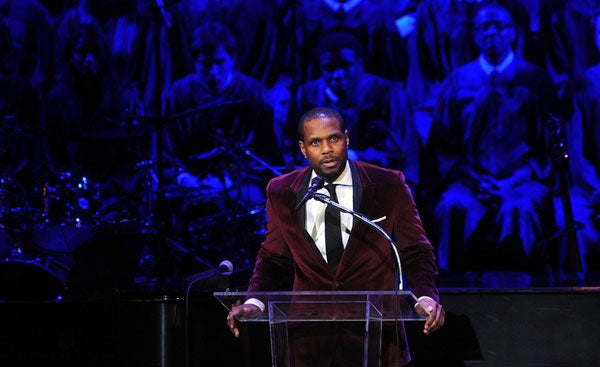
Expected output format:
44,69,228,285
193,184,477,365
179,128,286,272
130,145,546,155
227,301,262,338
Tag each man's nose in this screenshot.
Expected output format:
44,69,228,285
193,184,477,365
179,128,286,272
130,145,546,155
322,140,334,153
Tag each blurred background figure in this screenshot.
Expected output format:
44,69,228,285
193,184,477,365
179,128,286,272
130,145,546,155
294,31,420,187
46,17,147,216
161,20,278,271
427,3,558,276
42,17,149,277
0,0,54,92
172,0,289,88
405,0,532,147
0,17,43,260
290,0,407,83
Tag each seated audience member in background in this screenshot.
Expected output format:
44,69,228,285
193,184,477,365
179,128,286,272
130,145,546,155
427,3,558,272
295,31,420,187
162,21,278,206
45,19,146,222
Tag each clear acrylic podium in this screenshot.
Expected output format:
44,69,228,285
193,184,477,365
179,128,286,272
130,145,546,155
214,290,427,366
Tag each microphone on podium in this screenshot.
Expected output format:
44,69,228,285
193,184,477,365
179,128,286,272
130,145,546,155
184,260,234,289
218,260,234,275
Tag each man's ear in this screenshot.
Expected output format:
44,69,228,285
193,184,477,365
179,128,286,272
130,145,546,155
299,140,306,158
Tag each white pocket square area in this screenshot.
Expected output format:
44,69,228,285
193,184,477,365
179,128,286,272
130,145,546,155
372,216,386,223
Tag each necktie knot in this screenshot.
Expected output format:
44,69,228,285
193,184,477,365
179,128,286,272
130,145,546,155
325,184,338,202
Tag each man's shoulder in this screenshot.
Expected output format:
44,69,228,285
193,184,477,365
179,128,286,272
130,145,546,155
232,72,264,88
267,167,309,191
354,160,403,183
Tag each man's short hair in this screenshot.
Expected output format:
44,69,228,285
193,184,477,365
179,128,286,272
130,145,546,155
191,21,236,58
298,107,346,140
314,31,364,59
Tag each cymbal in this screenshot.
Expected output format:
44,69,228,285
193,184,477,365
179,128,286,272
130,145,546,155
81,117,170,139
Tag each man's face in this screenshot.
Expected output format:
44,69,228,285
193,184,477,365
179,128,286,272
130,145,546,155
473,6,515,64
299,116,349,183
319,48,361,96
194,44,234,92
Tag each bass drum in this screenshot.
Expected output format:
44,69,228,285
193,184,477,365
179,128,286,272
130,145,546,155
0,257,69,302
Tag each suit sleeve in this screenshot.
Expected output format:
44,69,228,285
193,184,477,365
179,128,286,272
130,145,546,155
391,171,440,301
247,180,294,293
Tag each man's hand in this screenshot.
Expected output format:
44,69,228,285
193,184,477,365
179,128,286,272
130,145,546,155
415,298,445,335
227,301,262,338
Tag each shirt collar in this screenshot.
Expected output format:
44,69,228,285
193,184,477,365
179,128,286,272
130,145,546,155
479,50,514,75
310,160,352,187
324,0,361,13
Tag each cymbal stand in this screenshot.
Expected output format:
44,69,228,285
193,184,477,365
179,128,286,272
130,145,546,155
544,114,583,285
149,0,172,288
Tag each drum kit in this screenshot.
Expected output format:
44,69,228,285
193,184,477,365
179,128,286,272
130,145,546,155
0,173,99,301
0,112,282,300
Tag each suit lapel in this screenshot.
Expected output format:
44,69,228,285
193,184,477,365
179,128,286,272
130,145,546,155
340,161,377,269
290,168,329,267
295,169,312,231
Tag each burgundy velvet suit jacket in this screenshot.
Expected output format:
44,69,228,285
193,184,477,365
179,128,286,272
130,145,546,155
248,160,438,298
246,160,439,366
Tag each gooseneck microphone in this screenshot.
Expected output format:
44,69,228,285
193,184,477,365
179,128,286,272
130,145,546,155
218,260,234,275
312,192,405,290
184,260,234,289
295,176,326,210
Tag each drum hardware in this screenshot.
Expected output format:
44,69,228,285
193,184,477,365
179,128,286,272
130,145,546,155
187,205,267,269
0,176,36,259
32,172,100,257
80,116,164,139
0,256,70,302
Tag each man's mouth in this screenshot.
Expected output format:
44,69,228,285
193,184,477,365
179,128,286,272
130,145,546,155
321,158,338,168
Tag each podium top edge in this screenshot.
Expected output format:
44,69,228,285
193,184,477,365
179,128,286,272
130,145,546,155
213,290,417,297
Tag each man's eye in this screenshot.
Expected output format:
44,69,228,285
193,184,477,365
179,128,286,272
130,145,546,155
330,135,340,142
310,140,320,146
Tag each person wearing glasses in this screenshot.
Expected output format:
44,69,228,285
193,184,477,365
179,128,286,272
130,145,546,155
427,2,558,274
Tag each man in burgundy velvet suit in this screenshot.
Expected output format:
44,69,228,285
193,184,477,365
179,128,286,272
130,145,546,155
227,107,444,366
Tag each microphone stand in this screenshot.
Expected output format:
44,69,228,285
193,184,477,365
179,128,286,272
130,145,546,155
150,0,172,290
312,193,404,290
545,114,583,285
236,144,284,177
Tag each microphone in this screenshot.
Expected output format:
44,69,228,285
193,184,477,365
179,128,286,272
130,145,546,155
184,260,234,289
218,260,233,275
295,176,325,210
217,260,233,289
